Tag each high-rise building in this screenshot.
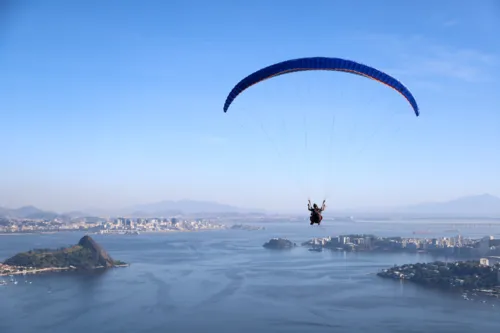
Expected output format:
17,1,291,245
479,236,493,256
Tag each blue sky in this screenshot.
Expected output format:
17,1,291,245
1,0,499,212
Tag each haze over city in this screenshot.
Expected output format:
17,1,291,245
2,0,499,213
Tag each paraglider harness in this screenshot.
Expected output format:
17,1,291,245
310,210,323,225
308,201,325,225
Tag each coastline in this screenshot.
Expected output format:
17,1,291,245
1,266,75,276
0,232,60,236
0,228,228,236
0,264,130,277
139,228,224,233
376,262,500,299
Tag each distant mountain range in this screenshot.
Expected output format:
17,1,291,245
1,194,499,220
0,205,62,220
0,200,266,219
128,199,264,216
394,193,500,218
336,194,500,218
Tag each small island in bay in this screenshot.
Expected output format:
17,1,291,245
230,224,265,231
0,235,128,276
377,260,500,298
263,238,296,250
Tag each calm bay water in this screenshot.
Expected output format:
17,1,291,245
1,221,500,333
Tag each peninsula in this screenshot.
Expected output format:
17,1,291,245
301,234,500,259
377,260,500,297
0,235,128,276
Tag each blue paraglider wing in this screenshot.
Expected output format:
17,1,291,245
223,57,419,117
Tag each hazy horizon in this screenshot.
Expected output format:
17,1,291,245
2,1,499,213
1,193,500,216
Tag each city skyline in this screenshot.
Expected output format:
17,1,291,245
2,1,499,212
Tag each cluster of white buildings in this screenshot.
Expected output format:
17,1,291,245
302,234,500,258
101,218,226,232
0,217,227,233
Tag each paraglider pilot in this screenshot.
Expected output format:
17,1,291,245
308,199,326,225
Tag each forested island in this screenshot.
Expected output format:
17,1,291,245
377,261,500,297
263,238,296,249
0,235,128,276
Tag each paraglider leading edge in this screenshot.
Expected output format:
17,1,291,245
223,57,420,117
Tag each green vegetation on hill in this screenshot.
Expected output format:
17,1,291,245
378,260,500,290
3,235,127,270
263,238,296,249
5,246,95,269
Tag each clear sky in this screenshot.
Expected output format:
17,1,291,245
1,0,499,213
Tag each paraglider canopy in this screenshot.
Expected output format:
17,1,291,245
221,56,420,223
223,57,419,117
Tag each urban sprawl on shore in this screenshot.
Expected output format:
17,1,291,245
301,234,500,258
0,216,234,234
